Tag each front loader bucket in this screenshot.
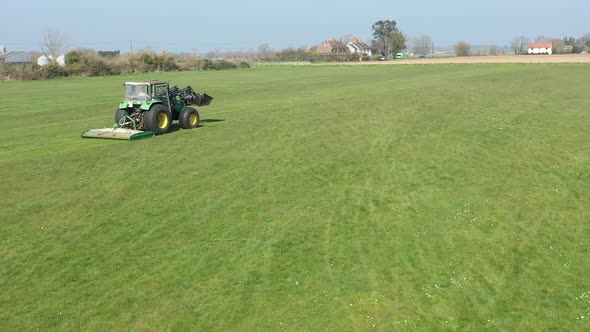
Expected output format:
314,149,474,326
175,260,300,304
81,128,155,141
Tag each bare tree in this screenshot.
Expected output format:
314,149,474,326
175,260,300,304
535,35,552,42
331,38,348,61
489,45,499,56
578,33,590,51
205,49,220,60
552,39,567,54
510,36,530,55
258,43,273,61
454,41,471,57
412,35,432,56
40,29,67,58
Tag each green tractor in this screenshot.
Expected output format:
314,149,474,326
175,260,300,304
82,81,213,140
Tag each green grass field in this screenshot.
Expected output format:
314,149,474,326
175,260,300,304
1,64,590,330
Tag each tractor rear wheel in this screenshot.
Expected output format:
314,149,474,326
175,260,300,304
179,107,200,129
115,109,127,124
143,104,172,135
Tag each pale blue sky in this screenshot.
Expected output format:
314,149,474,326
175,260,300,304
0,0,587,53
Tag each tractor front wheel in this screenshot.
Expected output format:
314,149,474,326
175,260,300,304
179,107,200,129
115,109,128,124
143,105,172,135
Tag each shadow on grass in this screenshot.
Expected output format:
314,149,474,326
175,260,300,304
166,119,225,134
201,119,225,123
168,123,182,133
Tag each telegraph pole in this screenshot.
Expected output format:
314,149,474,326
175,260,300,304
432,41,435,58
130,40,135,73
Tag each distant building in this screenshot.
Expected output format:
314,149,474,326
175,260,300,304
98,50,120,58
528,42,553,55
346,37,372,58
0,45,6,54
0,51,32,64
315,40,348,56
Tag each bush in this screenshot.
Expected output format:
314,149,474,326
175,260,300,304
65,50,82,65
14,49,245,80
135,52,179,72
203,60,237,70
178,55,201,71
198,59,211,70
489,46,499,56
454,41,471,57
64,51,119,77
86,58,119,76
42,64,70,79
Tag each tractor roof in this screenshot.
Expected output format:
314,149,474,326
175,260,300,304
125,81,167,86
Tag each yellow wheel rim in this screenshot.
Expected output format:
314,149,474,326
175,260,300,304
189,113,198,126
157,112,169,129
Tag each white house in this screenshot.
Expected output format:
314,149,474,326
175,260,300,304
0,45,6,54
528,42,553,55
346,38,372,58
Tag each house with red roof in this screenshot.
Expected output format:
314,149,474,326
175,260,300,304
315,40,348,56
528,42,553,55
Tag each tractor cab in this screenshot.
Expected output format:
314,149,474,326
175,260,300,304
124,81,170,106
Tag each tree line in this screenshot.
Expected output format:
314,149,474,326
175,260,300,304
4,25,590,80
511,34,590,55
0,49,250,81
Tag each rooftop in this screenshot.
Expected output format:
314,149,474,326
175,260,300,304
529,42,553,49
0,51,25,60
125,81,167,85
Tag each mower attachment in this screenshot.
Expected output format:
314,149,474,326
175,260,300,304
81,128,155,141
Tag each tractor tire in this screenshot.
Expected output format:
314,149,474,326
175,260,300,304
115,109,127,124
179,107,200,129
143,104,172,135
